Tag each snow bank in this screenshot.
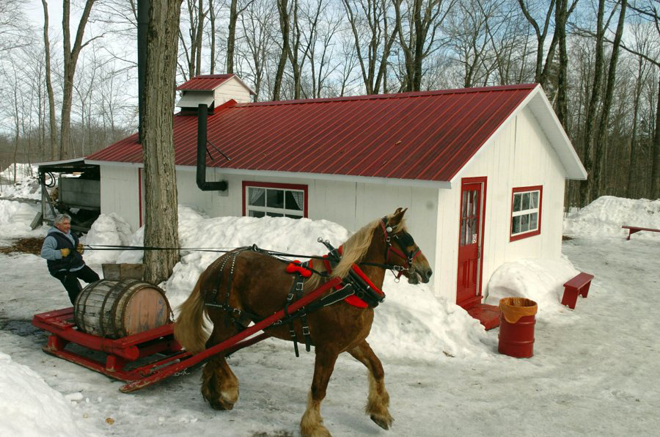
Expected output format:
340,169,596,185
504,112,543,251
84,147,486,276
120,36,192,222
485,257,580,323
0,164,41,200
0,200,45,241
564,196,660,240
83,214,134,264
0,353,88,437
85,206,490,360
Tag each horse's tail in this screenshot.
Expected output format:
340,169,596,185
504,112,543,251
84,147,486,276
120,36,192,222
174,280,208,355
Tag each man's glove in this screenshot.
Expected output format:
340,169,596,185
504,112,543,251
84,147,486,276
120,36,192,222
76,244,84,254
60,248,70,257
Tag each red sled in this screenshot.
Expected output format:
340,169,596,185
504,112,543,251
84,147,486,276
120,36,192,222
32,307,192,382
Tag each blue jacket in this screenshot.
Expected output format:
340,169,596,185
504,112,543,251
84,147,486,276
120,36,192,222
41,227,84,275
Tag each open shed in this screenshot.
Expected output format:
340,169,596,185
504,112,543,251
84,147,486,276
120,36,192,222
86,75,586,313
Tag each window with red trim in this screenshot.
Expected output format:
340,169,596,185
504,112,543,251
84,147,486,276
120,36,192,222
510,186,542,241
243,182,308,219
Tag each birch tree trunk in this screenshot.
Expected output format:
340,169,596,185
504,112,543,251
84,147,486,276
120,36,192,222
142,0,182,285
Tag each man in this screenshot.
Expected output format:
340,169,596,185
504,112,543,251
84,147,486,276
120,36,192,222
41,214,100,305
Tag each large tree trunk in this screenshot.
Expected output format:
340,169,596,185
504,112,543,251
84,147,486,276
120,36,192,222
579,0,607,206
594,0,627,197
226,0,238,74
554,0,569,127
652,73,660,199
273,0,291,101
142,0,182,285
41,0,58,161
60,0,96,160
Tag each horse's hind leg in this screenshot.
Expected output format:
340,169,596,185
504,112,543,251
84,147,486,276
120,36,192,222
300,348,339,437
201,324,240,410
349,340,393,430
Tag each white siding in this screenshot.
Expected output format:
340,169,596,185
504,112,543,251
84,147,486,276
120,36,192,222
99,165,141,232
214,77,252,104
175,170,439,265
432,106,567,302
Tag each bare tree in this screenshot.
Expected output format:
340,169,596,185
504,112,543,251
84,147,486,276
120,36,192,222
593,0,627,196
273,0,292,100
0,0,27,52
393,0,454,91
41,0,58,160
239,0,278,98
342,0,399,94
579,0,619,204
60,0,98,160
141,0,182,284
179,0,206,80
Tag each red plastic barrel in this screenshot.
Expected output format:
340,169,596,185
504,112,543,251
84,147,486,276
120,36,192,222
498,298,538,358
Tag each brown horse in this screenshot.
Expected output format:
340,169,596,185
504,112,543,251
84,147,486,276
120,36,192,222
174,208,432,436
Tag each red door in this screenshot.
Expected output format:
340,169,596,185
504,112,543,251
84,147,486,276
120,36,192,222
457,179,485,308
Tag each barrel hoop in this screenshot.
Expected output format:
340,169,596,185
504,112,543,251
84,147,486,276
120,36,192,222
102,280,130,337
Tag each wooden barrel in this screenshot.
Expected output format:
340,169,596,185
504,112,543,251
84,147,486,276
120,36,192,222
74,279,171,339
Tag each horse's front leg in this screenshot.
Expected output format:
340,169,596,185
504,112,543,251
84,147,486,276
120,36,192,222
300,348,339,437
349,340,393,430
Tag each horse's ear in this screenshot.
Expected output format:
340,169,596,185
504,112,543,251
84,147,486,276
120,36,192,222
389,207,408,225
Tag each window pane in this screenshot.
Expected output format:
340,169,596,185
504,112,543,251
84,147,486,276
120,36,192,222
248,187,265,206
249,210,265,218
521,214,530,232
513,194,521,212
530,212,538,230
472,192,479,216
266,189,284,208
522,193,530,210
285,214,302,219
462,191,469,218
285,191,303,211
512,216,521,234
267,212,283,217
531,191,539,209
460,220,466,246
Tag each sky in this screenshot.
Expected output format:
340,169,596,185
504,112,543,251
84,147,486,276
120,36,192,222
1,166,660,436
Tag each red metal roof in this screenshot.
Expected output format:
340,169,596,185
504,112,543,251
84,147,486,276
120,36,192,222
176,74,235,91
87,84,537,183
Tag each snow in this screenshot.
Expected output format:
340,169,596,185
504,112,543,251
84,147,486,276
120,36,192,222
1,174,659,436
0,164,41,200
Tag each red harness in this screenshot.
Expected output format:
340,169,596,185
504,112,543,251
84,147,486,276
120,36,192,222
285,218,420,308
286,247,384,309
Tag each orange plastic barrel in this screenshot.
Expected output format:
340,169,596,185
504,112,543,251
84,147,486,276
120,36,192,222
498,297,538,358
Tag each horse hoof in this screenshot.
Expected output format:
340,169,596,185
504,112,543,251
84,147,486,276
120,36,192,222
203,392,236,411
370,413,393,430
301,427,331,437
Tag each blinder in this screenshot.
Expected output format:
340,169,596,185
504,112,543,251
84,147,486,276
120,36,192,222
380,217,421,277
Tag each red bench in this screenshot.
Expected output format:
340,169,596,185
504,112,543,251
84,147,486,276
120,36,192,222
622,226,660,240
561,272,594,310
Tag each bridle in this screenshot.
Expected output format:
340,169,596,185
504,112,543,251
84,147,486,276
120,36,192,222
378,217,422,279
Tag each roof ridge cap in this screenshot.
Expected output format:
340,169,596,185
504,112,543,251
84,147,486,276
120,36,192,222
241,84,538,107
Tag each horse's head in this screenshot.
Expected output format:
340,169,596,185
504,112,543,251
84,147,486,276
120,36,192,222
381,208,433,285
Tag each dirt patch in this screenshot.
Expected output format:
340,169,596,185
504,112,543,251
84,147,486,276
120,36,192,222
0,237,44,255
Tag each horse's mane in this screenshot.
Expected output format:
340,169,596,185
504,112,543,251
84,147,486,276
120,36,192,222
306,213,407,290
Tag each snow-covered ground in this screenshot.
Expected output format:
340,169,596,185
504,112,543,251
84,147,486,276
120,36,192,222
1,170,659,436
